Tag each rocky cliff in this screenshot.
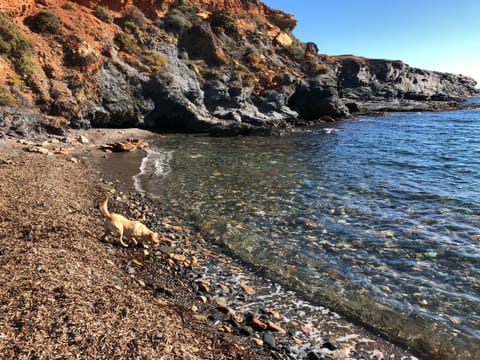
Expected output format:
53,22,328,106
0,0,477,137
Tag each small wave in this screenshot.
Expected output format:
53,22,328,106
132,147,173,192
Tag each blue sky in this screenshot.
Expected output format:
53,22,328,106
262,0,480,85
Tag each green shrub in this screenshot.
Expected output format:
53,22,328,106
162,4,202,33
0,13,35,75
303,56,329,76
27,10,62,34
123,6,147,28
61,2,76,11
114,32,137,54
210,10,238,37
239,71,257,87
94,5,113,23
164,10,192,32
0,84,17,107
245,50,265,72
123,20,139,34
177,4,200,19
284,43,305,61
201,67,221,80
141,50,167,72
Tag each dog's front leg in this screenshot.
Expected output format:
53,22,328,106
118,228,129,247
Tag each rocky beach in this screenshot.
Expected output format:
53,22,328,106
0,128,427,360
1,1,478,359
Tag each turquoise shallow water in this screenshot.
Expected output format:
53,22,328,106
115,99,480,357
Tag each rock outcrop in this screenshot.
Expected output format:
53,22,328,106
332,56,478,113
0,0,477,138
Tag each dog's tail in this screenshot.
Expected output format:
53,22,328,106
100,196,112,219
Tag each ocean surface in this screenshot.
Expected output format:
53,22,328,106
109,99,480,357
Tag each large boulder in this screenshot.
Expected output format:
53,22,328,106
0,107,67,138
289,74,350,120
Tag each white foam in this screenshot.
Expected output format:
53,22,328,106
132,147,173,192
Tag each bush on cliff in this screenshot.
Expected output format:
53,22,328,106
114,32,137,54
163,5,201,33
122,6,147,29
164,11,192,33
61,2,76,11
26,10,63,34
284,42,305,61
94,5,113,23
210,10,239,37
0,84,17,107
0,13,35,76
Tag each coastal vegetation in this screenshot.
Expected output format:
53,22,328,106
93,5,113,23
26,10,63,34
0,13,35,76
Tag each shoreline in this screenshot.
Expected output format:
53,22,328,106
85,129,426,359
0,127,435,359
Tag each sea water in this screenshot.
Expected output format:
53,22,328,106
123,100,480,357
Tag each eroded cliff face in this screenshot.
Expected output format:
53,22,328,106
0,0,477,137
333,56,477,111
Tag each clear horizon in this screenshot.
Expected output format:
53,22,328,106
262,0,480,86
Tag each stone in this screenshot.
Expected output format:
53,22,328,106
251,318,268,331
196,280,210,293
25,146,51,155
240,326,254,337
170,253,187,262
263,332,276,349
267,321,286,333
252,338,263,347
241,284,255,294
78,135,89,144
208,312,223,322
321,341,338,351
100,139,149,153
274,32,293,47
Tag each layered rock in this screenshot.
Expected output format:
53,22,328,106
332,56,478,112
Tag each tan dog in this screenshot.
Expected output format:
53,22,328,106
100,196,159,247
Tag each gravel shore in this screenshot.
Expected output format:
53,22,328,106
0,129,423,360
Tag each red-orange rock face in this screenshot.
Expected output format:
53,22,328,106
69,0,270,18
0,0,35,17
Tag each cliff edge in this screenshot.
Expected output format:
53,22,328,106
0,0,477,137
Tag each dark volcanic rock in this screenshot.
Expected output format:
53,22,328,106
333,56,478,113
0,107,67,138
143,45,215,133
73,61,154,129
289,74,349,120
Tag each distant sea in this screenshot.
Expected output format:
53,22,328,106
108,98,480,358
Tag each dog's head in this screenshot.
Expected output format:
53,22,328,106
149,232,159,246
